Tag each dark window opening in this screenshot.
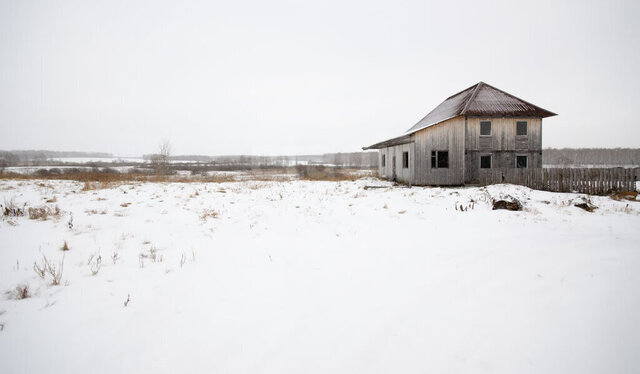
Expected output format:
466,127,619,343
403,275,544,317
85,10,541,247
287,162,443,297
480,155,492,169
431,150,449,168
437,151,449,168
516,155,528,168
402,152,409,168
381,154,385,167
516,121,528,136
480,121,491,136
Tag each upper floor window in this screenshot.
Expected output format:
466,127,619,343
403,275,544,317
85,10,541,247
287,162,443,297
480,121,491,136
516,121,528,136
431,151,449,168
402,152,409,168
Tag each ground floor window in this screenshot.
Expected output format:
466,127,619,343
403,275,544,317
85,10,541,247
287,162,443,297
516,155,528,168
402,152,409,168
381,154,385,167
480,155,492,169
431,151,449,168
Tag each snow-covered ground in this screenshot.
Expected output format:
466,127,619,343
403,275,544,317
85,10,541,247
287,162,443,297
1,178,639,373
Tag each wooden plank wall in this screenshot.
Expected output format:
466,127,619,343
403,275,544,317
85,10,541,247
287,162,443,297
413,116,465,185
466,117,542,151
478,168,637,195
377,143,415,183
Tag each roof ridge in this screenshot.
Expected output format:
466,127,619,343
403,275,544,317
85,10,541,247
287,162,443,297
443,82,480,100
460,81,483,115
473,82,557,116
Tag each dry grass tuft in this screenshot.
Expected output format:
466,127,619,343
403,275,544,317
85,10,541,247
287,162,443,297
61,240,70,251
2,198,25,217
610,191,638,202
200,208,219,221
28,205,61,220
7,284,31,300
33,254,64,285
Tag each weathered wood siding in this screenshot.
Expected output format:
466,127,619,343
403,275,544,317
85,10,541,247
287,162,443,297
412,116,466,185
378,143,415,183
466,117,541,150
465,117,543,183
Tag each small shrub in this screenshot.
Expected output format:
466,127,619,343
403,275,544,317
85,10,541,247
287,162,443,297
28,205,61,220
7,284,31,300
2,198,25,217
61,241,69,251
33,254,64,285
200,209,219,221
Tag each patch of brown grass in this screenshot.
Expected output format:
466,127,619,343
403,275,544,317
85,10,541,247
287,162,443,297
200,208,219,221
28,205,61,220
610,191,638,202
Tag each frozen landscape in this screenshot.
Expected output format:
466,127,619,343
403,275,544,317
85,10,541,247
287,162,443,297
1,177,639,373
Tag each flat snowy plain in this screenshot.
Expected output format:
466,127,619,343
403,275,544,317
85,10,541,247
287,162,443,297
1,178,639,373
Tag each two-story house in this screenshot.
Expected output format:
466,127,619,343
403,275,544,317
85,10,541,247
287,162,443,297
363,82,557,185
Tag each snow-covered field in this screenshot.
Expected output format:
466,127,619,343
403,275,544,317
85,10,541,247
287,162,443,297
1,178,639,373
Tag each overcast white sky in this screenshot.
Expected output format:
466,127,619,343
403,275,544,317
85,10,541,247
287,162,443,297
1,0,639,156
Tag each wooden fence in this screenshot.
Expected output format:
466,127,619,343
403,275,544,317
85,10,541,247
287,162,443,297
478,168,637,195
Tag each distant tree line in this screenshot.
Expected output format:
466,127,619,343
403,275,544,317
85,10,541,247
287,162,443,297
0,150,112,164
543,148,640,166
141,152,378,168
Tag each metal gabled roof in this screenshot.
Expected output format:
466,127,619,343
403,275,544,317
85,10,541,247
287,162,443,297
405,81,557,134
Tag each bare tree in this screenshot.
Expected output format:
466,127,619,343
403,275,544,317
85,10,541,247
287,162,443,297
158,140,172,163
152,140,173,173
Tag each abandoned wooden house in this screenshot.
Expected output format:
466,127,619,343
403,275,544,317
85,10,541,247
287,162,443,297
363,82,557,185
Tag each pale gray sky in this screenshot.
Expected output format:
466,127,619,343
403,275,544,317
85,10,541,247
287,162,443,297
1,0,639,156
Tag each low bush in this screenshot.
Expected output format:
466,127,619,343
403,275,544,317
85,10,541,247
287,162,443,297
7,284,31,300
28,205,61,220
2,198,25,217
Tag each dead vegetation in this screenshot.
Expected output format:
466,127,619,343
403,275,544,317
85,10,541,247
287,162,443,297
610,191,638,202
27,205,61,220
200,208,219,221
2,198,25,217
7,284,31,300
0,166,373,189
33,254,65,285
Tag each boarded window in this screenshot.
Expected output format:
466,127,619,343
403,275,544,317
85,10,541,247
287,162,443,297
516,121,528,136
480,155,491,169
381,154,385,167
431,151,448,168
480,121,491,136
516,155,528,168
402,152,409,168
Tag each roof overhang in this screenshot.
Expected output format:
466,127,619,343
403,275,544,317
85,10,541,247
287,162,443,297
362,134,414,150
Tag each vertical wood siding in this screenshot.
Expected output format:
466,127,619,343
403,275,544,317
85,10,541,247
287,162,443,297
412,116,466,185
466,117,541,151
465,117,543,183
